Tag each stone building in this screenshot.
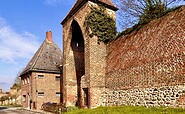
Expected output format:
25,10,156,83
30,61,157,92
20,31,63,110
61,0,185,108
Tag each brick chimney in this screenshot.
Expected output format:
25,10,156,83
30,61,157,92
46,31,53,42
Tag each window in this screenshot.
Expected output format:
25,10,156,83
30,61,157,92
38,92,44,96
24,79,27,84
55,76,60,81
38,75,44,78
56,92,60,97
22,80,24,85
23,95,26,102
27,78,30,84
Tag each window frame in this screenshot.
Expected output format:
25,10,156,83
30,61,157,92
38,92,44,96
55,76,60,81
38,75,44,79
56,92,60,97
23,95,26,102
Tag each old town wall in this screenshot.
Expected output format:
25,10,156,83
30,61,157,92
105,6,185,107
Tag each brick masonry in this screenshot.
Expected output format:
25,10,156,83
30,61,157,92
21,72,60,110
105,6,185,107
32,72,60,109
62,1,116,108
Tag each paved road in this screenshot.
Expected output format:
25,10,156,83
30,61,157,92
0,106,42,114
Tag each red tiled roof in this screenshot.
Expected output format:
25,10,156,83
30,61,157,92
61,0,118,25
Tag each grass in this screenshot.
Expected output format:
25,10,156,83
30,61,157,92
64,106,185,114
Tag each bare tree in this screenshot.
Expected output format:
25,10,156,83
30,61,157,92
14,71,21,85
116,0,184,31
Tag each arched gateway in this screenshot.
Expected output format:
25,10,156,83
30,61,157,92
61,0,118,108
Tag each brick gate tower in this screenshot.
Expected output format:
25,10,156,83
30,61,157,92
61,0,117,108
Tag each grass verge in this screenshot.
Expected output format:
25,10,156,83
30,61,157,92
64,106,185,114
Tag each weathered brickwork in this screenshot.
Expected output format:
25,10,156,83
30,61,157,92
21,72,61,110
105,6,185,107
32,72,61,110
106,54,185,89
62,1,116,108
107,7,185,73
21,74,31,109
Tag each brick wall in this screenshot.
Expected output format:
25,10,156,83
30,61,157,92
21,72,60,110
31,72,60,110
21,74,30,109
105,6,185,107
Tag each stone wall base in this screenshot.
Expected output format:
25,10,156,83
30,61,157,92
101,85,185,107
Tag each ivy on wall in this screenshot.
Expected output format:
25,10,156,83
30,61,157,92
85,5,117,44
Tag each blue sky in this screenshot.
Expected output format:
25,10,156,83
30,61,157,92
0,0,78,92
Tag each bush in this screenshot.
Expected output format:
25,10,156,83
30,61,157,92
66,106,79,112
41,102,80,113
41,102,59,113
0,96,9,101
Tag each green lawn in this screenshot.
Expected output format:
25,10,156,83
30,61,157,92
64,106,185,114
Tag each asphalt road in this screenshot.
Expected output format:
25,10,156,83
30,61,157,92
0,106,42,114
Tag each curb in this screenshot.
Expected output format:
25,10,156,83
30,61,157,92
22,108,53,114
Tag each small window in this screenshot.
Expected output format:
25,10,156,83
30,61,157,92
56,92,60,97
23,95,26,102
24,79,27,84
55,76,60,81
27,78,30,84
38,92,44,96
38,75,44,78
22,80,24,85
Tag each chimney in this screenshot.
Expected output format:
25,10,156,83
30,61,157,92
46,31,53,42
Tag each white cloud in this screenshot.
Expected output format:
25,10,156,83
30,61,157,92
0,17,39,63
45,0,62,5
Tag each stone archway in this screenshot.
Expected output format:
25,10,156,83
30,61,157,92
70,20,85,107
